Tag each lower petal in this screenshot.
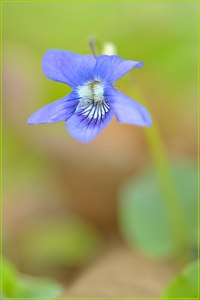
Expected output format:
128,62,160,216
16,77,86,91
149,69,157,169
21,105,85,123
27,91,79,124
105,86,152,127
66,109,113,143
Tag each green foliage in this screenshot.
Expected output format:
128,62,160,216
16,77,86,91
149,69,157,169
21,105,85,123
14,277,63,298
12,217,102,270
118,161,198,258
2,257,63,299
2,259,19,298
161,260,199,298
3,1,196,101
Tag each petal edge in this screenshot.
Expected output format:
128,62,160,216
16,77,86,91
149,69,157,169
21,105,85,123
27,91,79,124
105,86,152,127
94,55,144,83
42,50,96,87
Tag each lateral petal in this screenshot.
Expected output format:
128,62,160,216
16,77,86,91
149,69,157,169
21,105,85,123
27,91,79,124
105,86,152,126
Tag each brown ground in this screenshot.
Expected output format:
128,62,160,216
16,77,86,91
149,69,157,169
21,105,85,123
63,244,174,298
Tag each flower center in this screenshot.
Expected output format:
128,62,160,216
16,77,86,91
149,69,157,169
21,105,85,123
76,81,109,121
77,80,105,104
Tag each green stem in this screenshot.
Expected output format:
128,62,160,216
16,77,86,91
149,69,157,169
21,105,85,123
129,81,188,262
88,37,98,57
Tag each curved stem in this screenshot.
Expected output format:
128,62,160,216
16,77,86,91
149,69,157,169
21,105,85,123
129,80,189,262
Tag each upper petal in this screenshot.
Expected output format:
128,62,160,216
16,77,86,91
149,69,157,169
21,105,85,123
66,103,113,143
94,55,144,83
27,91,79,124
105,86,152,127
42,50,96,87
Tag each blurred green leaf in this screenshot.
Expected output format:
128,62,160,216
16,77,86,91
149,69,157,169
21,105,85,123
118,161,198,258
15,276,63,298
13,217,102,270
2,258,19,297
2,257,63,298
161,260,199,298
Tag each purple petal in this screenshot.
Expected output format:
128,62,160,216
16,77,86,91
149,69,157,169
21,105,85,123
42,50,96,87
105,86,152,126
27,91,79,124
66,108,113,143
94,55,144,83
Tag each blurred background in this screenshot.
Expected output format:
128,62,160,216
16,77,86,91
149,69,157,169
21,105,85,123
2,0,198,298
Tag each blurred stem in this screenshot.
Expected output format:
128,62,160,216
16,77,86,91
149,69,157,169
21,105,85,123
129,80,188,263
88,37,98,57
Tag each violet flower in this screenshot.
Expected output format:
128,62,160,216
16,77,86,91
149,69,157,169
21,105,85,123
27,50,152,143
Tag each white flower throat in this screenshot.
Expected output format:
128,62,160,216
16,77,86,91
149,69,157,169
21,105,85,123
77,81,109,120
